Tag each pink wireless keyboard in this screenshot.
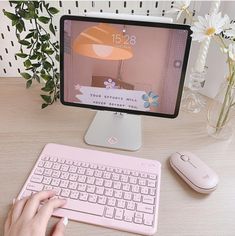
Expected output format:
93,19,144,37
18,143,161,235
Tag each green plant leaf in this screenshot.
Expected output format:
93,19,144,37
49,23,55,35
25,32,34,39
41,94,52,103
19,40,30,46
16,22,24,33
26,79,32,88
16,53,28,58
43,61,52,70
55,54,60,62
41,103,49,109
21,72,31,80
48,7,59,15
3,11,19,21
24,59,31,68
38,16,50,24
44,49,54,55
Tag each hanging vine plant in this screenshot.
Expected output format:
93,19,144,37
3,1,60,108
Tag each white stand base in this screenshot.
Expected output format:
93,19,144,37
84,111,142,151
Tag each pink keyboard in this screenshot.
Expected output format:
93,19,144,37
18,143,161,235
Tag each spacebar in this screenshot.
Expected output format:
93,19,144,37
62,199,104,216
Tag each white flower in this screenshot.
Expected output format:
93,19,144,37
166,0,191,20
228,43,235,61
191,13,228,42
104,79,116,89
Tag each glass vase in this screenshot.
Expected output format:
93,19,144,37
207,80,235,140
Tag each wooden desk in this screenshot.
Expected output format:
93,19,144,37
0,78,235,236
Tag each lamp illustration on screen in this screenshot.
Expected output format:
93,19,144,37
73,23,135,90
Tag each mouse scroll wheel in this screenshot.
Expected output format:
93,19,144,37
180,155,189,161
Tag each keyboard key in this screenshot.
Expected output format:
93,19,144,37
27,182,43,192
60,172,69,180
42,177,52,185
78,183,86,192
113,181,121,189
69,166,77,173
62,198,104,216
44,161,53,169
52,170,61,178
105,207,114,218
134,217,143,224
31,175,43,183
103,172,111,179
60,180,69,188
61,164,69,172
52,163,61,170
86,168,94,176
141,187,149,195
143,213,154,226
104,188,113,197
147,180,156,188
38,161,45,167
130,177,137,184
95,186,104,195
133,193,141,202
21,190,32,198
107,197,116,206
65,160,73,165
140,173,148,178
117,199,126,208
77,167,85,175
114,190,122,198
149,188,156,196
138,178,146,186
87,185,95,193
77,175,86,183
94,170,102,178
88,194,97,203
104,180,112,188
86,176,95,185
114,209,124,220
49,156,57,162
97,196,106,205
122,183,130,191
132,185,140,193
51,178,60,187
68,181,78,190
142,196,155,205
69,173,78,181
123,192,132,200
70,190,79,199
79,192,88,201
44,169,52,177
35,167,44,175
124,210,134,222
126,201,135,210
120,175,128,182
95,178,103,186
149,174,157,180
137,203,154,214
61,189,70,198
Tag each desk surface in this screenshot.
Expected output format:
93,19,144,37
0,78,235,236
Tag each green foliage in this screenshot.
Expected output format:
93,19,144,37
3,1,60,108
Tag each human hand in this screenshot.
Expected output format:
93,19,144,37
4,191,68,236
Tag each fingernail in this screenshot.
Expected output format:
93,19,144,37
12,198,16,204
63,217,68,226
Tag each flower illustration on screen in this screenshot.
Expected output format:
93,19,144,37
104,79,116,89
142,91,159,108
